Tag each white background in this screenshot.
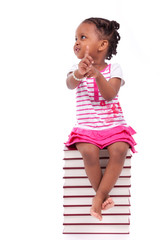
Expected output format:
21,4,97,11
0,0,160,239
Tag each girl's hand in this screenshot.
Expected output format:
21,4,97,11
78,46,94,76
84,65,99,79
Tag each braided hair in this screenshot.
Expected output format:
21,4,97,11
82,17,120,60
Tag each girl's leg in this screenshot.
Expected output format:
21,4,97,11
76,143,102,192
90,142,129,220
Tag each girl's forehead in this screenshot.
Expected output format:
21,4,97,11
76,22,96,35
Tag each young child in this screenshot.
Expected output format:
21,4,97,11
65,17,136,221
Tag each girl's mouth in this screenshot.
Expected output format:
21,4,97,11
74,46,80,54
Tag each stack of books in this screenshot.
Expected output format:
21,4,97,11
63,146,132,234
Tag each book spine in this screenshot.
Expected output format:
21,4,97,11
63,147,132,234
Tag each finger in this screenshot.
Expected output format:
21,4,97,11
87,55,94,64
85,45,89,57
81,59,92,67
82,57,92,67
83,55,94,68
84,68,92,78
84,48,94,64
84,46,94,65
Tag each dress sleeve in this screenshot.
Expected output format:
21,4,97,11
68,64,78,74
110,63,125,86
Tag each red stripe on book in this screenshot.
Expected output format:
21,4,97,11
63,223,130,226
63,185,131,188
63,194,131,198
63,166,131,170
63,204,131,207
63,176,131,179
64,213,131,216
63,232,130,234
63,156,132,159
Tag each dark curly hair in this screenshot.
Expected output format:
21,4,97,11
82,17,120,60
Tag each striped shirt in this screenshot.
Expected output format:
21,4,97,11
70,63,127,130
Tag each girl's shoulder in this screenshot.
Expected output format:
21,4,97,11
68,64,78,73
110,63,125,86
110,63,122,72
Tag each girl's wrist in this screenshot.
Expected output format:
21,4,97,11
72,70,85,81
76,69,84,78
94,69,101,79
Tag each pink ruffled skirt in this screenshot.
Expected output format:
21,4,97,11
65,125,137,153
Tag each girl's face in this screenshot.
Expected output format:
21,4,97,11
74,23,101,60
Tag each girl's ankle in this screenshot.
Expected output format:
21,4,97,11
95,191,109,201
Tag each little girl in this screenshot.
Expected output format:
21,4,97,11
65,17,136,221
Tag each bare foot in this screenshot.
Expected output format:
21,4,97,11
102,197,115,210
90,196,103,221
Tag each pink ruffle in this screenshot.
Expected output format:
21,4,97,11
65,125,137,153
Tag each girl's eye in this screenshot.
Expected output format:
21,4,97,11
81,35,86,40
75,35,86,41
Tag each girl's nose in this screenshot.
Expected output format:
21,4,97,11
75,38,80,45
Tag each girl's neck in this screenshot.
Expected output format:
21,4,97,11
93,61,108,71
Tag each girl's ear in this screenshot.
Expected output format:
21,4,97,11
98,40,109,51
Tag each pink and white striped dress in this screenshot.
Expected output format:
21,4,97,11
65,63,137,153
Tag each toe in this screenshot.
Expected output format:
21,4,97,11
108,197,114,204
90,208,102,221
102,197,114,210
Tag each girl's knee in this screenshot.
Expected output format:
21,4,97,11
108,142,129,160
76,143,99,166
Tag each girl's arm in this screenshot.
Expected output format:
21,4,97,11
66,70,84,89
86,66,121,101
95,71,121,101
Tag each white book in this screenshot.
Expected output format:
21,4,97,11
63,187,130,197
63,224,130,234
63,197,130,207
64,158,131,168
64,168,131,178
64,206,130,215
63,177,131,187
64,147,132,159
63,215,129,224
